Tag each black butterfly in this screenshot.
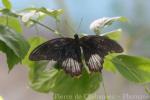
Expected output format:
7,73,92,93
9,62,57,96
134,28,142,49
29,34,123,76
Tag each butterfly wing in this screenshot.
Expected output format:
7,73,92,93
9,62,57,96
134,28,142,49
29,38,74,61
29,37,82,76
80,35,123,72
60,42,82,76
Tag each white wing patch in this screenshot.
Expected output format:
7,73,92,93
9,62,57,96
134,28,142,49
62,58,81,76
88,54,103,72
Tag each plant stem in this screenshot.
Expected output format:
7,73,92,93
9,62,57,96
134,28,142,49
30,19,64,37
34,24,40,36
101,73,109,100
30,19,56,32
5,15,9,26
144,85,150,95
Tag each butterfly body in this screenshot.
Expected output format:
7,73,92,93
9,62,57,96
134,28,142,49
29,34,123,76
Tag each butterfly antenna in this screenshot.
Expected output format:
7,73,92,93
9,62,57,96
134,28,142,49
76,17,84,35
64,20,76,34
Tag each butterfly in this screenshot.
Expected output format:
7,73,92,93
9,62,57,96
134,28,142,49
29,34,123,76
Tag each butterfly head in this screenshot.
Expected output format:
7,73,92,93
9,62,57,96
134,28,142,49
74,34,79,40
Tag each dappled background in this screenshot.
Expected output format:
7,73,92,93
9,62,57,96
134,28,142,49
0,0,150,100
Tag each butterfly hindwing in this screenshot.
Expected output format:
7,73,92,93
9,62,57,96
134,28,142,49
80,44,104,72
80,35,123,72
60,41,82,76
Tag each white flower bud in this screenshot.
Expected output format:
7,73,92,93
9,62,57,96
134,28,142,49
90,17,109,34
90,16,127,35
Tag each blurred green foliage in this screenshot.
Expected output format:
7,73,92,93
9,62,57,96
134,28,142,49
113,55,150,83
2,0,11,10
0,25,29,70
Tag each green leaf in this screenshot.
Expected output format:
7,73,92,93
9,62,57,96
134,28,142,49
52,69,101,94
0,41,21,70
103,54,117,73
22,7,63,21
30,66,102,94
2,0,12,9
38,7,63,20
0,16,22,33
0,25,29,70
30,67,101,100
28,59,101,99
0,9,19,17
112,55,150,83
19,10,46,27
101,29,122,41
22,36,46,67
20,11,45,23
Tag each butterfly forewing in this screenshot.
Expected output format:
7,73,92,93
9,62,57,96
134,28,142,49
80,35,123,53
80,35,123,72
29,38,74,61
